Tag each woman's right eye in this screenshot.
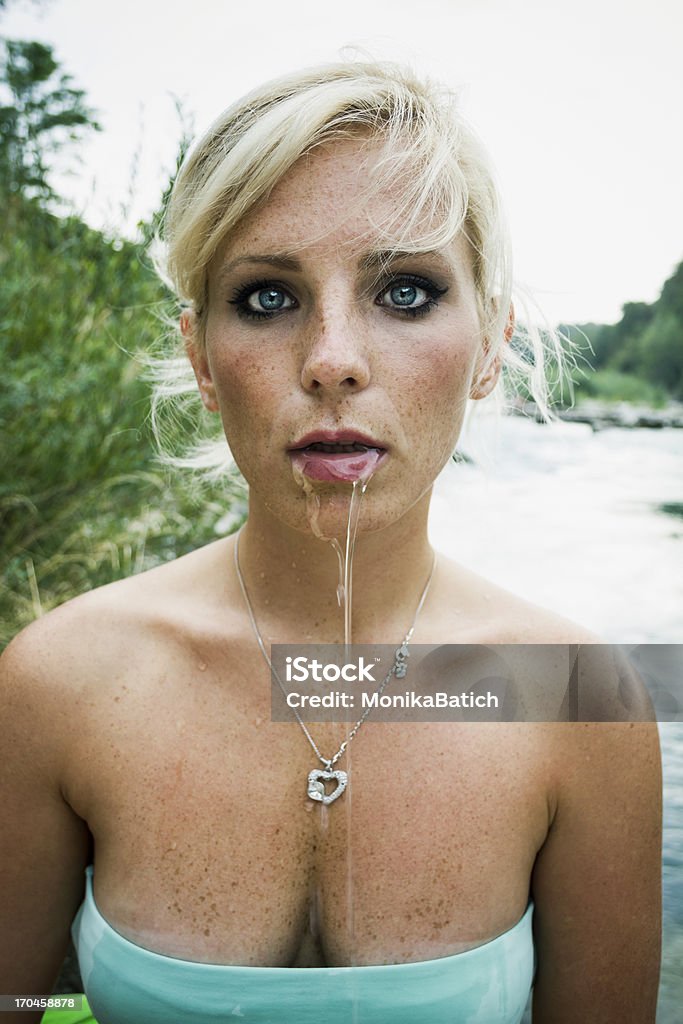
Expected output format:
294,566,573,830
229,282,297,319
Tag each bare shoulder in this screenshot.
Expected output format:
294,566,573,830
436,554,599,643
434,556,654,722
1,537,233,709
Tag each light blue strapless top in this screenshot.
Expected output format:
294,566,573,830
72,866,535,1023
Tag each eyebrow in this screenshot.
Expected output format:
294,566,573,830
216,253,303,282
215,247,455,284
359,249,454,274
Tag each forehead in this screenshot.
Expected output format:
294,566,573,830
213,138,473,275
228,139,386,253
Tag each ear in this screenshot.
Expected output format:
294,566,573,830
469,303,514,401
181,309,219,413
503,302,515,345
469,355,501,401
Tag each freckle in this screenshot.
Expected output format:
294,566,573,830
199,895,206,902
204,928,210,936
114,696,120,702
231,881,238,888
211,903,217,912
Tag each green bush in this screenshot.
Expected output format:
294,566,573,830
570,367,668,406
1,195,243,647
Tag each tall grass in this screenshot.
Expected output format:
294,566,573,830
1,194,244,647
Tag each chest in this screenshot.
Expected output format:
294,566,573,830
66,666,551,965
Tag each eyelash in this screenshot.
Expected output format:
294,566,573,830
228,279,295,321
376,275,448,318
228,274,448,321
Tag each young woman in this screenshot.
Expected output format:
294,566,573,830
1,60,661,1023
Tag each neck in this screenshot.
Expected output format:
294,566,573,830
236,492,435,645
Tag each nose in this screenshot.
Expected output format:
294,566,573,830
300,309,371,395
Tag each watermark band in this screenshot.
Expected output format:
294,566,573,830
270,644,682,722
0,995,84,1011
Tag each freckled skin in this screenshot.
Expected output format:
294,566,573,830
191,140,486,540
8,135,659,1019
55,145,577,965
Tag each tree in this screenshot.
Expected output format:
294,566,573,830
0,38,99,200
637,311,683,398
659,261,683,323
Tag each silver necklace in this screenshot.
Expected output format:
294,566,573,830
234,527,435,805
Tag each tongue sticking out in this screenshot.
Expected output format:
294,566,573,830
290,445,384,483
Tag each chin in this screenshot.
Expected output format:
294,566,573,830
262,483,426,542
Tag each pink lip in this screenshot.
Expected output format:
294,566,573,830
289,430,385,450
288,430,388,483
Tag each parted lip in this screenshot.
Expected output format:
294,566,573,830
288,430,386,451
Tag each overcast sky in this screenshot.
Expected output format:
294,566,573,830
3,0,682,325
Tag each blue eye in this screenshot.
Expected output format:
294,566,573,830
388,284,422,307
248,287,292,312
377,275,448,317
229,280,297,319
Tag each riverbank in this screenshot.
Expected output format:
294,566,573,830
512,398,683,430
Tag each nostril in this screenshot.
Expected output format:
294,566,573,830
308,375,359,390
301,348,370,391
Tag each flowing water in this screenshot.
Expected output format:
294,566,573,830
291,468,370,648
292,465,375,1000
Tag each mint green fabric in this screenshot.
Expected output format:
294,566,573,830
72,866,534,1023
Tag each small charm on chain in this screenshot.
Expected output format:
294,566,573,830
394,643,410,678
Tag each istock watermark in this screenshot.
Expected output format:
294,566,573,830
270,644,683,723
285,656,378,683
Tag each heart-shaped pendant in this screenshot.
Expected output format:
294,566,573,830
307,768,348,805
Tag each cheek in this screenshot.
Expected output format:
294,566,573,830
206,336,270,405
395,331,480,470
424,342,473,392
400,334,477,420
204,340,267,444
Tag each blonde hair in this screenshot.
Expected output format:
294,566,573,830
151,59,571,476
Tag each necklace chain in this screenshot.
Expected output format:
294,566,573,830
233,527,435,774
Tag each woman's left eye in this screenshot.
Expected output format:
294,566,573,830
376,276,447,317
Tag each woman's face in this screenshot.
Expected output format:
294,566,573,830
190,138,498,537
